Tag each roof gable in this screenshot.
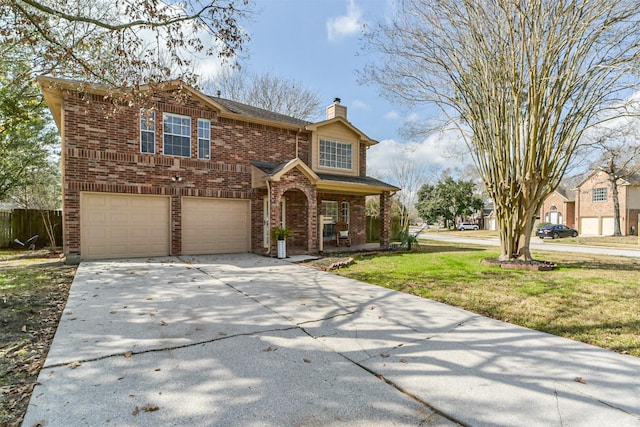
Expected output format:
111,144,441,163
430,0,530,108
305,117,377,146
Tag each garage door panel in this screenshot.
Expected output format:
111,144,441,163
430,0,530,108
580,217,599,235
182,197,250,255
601,217,614,236
81,193,170,259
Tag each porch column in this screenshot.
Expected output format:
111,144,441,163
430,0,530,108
379,191,391,249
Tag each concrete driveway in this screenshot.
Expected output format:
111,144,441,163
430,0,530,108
23,254,640,426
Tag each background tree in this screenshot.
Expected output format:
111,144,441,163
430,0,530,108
373,144,439,234
1,0,252,90
416,177,484,228
204,69,323,120
364,0,640,260
0,60,58,200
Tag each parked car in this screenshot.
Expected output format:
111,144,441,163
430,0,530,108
457,222,479,231
536,224,578,239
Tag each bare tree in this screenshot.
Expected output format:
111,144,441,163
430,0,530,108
373,144,439,232
363,0,640,260
1,0,252,89
204,69,323,120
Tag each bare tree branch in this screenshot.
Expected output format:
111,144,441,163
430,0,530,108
363,0,640,260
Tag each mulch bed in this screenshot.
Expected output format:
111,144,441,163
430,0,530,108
481,258,558,271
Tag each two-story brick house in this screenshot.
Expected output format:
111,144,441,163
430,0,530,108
39,76,399,260
574,169,640,236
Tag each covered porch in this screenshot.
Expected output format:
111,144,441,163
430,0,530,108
250,159,398,257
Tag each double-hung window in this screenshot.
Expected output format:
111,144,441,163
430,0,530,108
319,139,352,170
140,110,156,153
592,187,607,202
198,118,211,160
163,113,191,157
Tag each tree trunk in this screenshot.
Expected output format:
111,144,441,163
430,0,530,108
611,177,622,236
495,191,539,261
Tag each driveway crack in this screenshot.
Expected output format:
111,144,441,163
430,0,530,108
43,326,299,369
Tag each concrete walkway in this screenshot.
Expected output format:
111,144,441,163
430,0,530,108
23,254,640,426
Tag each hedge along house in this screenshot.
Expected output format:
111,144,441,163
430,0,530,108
39,76,399,260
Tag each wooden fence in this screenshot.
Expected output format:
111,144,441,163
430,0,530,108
0,209,63,249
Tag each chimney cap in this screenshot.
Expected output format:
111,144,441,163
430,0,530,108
333,97,341,103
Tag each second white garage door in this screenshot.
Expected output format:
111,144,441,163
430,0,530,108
182,197,250,255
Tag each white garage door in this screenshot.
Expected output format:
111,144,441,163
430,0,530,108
580,217,599,235
601,217,615,236
182,197,250,255
81,193,170,259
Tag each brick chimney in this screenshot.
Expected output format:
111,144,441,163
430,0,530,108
326,97,347,120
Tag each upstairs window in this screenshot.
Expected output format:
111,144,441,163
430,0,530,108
592,187,607,202
163,113,191,157
140,110,155,153
320,139,352,170
198,118,211,160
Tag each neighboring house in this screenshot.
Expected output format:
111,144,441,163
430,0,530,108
483,202,496,231
39,77,399,260
574,169,640,236
539,187,575,229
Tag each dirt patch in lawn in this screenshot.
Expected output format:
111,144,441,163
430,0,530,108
0,251,76,427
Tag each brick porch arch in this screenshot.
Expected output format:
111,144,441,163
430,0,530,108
269,168,318,255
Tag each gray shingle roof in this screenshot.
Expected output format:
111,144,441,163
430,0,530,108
209,97,311,128
316,172,399,190
250,161,399,191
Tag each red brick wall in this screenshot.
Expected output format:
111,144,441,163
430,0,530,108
61,90,307,256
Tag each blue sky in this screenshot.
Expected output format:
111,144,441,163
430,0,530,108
228,0,467,179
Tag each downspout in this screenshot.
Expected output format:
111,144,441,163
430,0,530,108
266,179,272,256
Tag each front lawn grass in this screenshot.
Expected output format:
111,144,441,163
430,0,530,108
0,252,76,426
333,242,640,357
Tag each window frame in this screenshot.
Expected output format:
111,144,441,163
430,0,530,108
592,187,607,202
321,200,338,239
140,110,156,154
319,139,353,170
197,118,211,160
163,112,192,158
341,201,350,227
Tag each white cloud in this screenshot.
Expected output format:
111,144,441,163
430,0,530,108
326,0,363,42
384,111,400,120
367,128,471,180
351,99,371,110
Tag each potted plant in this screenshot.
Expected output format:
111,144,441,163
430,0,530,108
271,227,292,259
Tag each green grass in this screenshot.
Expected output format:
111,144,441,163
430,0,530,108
0,252,76,425
333,242,640,357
